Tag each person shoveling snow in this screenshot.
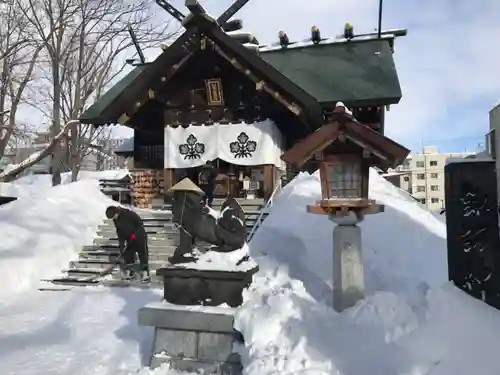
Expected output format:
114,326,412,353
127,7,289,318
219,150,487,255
105,205,150,283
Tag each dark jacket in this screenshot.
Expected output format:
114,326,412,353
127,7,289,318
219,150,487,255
199,164,217,188
113,208,146,252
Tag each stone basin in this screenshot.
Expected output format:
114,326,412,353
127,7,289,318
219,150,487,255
156,266,258,308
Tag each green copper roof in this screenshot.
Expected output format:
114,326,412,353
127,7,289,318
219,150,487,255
259,38,402,106
79,65,149,124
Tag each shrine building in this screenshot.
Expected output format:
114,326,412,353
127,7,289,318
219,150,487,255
79,0,406,207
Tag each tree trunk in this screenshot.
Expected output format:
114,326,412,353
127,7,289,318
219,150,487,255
0,120,79,182
51,64,62,186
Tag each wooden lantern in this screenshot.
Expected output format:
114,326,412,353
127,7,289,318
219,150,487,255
281,104,411,217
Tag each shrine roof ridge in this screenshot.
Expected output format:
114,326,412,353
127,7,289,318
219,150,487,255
259,32,398,53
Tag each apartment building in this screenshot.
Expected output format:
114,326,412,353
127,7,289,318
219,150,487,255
396,145,472,211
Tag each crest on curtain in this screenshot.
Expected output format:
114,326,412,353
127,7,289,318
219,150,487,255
179,134,205,159
229,132,257,158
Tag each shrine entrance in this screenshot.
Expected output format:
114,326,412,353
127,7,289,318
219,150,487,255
165,119,284,200
179,159,264,199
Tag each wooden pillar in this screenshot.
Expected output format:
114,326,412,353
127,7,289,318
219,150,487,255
164,168,175,191
262,164,275,201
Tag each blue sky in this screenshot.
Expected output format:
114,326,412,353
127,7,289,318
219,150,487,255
113,0,500,154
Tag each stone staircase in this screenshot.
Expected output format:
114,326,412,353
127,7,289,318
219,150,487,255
41,200,270,288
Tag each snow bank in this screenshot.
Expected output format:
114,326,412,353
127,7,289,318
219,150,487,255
234,169,500,375
0,169,130,199
0,179,113,300
249,169,447,300
0,182,37,198
14,169,129,187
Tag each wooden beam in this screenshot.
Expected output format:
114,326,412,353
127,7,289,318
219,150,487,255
185,0,206,15
217,0,250,25
212,43,303,117
155,0,185,23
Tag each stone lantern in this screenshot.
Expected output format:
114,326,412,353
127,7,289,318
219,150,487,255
282,104,410,311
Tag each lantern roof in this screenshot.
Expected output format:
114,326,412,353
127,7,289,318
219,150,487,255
282,106,410,171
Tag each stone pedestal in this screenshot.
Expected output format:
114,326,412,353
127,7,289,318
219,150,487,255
157,266,258,307
139,302,242,374
330,212,365,312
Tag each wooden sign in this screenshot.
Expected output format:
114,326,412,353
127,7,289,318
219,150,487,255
205,78,224,106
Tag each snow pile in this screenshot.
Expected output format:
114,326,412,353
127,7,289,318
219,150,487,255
0,179,113,300
14,169,129,187
0,169,130,199
0,287,169,375
178,244,258,272
0,181,37,198
234,169,500,375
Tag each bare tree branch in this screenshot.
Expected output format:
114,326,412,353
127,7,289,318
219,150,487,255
16,0,178,184
0,119,78,182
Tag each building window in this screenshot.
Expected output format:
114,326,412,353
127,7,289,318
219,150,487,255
430,173,438,178
403,176,410,182
401,160,410,169
430,185,439,191
416,173,425,180
431,198,440,204
429,160,438,166
416,161,425,168
417,186,425,192
418,198,426,204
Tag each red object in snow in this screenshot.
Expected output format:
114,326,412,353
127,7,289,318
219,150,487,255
130,233,136,241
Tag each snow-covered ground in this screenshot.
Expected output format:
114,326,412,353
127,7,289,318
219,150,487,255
235,170,500,375
0,168,499,375
0,169,130,198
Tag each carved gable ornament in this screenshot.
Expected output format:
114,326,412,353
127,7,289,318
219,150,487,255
205,78,224,106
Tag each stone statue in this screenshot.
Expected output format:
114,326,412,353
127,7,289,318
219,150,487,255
168,178,246,264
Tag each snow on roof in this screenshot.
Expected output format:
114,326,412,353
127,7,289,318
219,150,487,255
380,171,410,177
259,33,395,53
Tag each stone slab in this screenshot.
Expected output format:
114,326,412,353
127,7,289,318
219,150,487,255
153,328,197,359
138,302,235,333
198,332,234,362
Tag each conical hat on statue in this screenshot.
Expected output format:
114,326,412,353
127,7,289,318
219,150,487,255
168,178,204,195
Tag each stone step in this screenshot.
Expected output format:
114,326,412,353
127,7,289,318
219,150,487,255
70,260,168,271
82,244,176,253
45,277,163,289
98,223,177,230
80,250,174,262
96,224,257,239
63,268,162,283
103,219,173,226
94,237,179,247
96,229,179,238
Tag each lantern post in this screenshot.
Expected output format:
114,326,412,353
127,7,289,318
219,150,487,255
282,104,409,311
